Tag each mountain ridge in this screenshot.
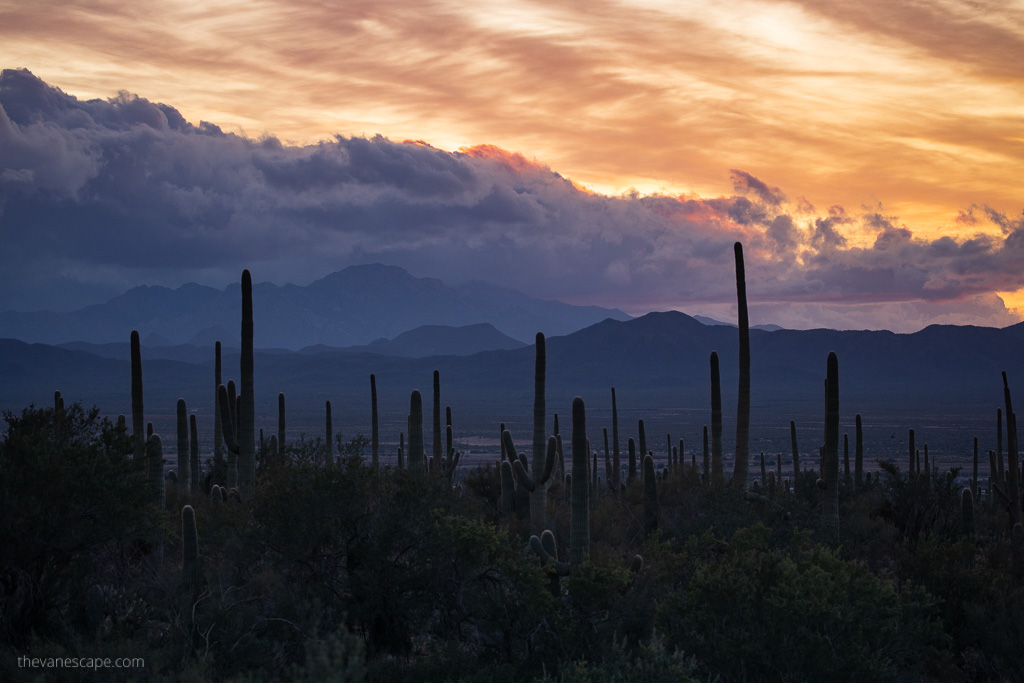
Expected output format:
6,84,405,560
0,263,630,348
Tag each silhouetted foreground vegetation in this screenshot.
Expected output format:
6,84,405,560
5,401,1024,681
3,248,1023,682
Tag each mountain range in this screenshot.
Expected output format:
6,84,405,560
3,310,1022,469
0,264,630,348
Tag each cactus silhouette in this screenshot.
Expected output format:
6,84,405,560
130,330,145,462
822,352,840,541
711,351,724,487
732,242,751,490
1002,372,1021,526
530,333,554,533
238,270,255,495
638,419,647,473
176,398,190,496
216,383,239,488
570,397,590,565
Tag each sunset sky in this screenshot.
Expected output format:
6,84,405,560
2,0,1024,331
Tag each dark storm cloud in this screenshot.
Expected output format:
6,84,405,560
2,69,1023,330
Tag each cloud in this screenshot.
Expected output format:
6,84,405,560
730,169,786,206
2,69,1023,331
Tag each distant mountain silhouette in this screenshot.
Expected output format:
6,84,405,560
322,323,525,357
0,264,630,348
692,314,783,332
5,312,1021,463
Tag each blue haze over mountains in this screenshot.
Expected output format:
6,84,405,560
2,265,1023,472
0,264,629,348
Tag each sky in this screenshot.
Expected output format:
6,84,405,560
2,0,1024,331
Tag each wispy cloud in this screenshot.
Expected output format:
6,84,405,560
2,0,1022,236
1,69,1021,331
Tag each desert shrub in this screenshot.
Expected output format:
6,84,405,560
0,403,156,649
655,524,951,681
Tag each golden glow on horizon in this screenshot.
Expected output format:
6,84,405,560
2,0,1023,241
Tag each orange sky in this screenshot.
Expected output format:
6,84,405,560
3,0,1024,317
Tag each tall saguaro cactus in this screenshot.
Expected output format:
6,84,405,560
732,242,751,490
176,398,190,495
822,352,840,540
131,330,145,461
710,351,724,487
1003,372,1021,526
238,270,255,495
570,397,590,566
531,333,552,532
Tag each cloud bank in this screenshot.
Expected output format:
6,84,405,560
1,69,1022,331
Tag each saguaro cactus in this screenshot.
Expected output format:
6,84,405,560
711,352,724,487
530,333,553,533
570,397,590,565
638,419,647,473
822,352,840,540
176,398,190,496
732,242,751,490
216,383,239,488
237,270,256,495
1003,372,1021,526
131,330,145,461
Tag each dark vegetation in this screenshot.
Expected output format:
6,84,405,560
2,244,1023,682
